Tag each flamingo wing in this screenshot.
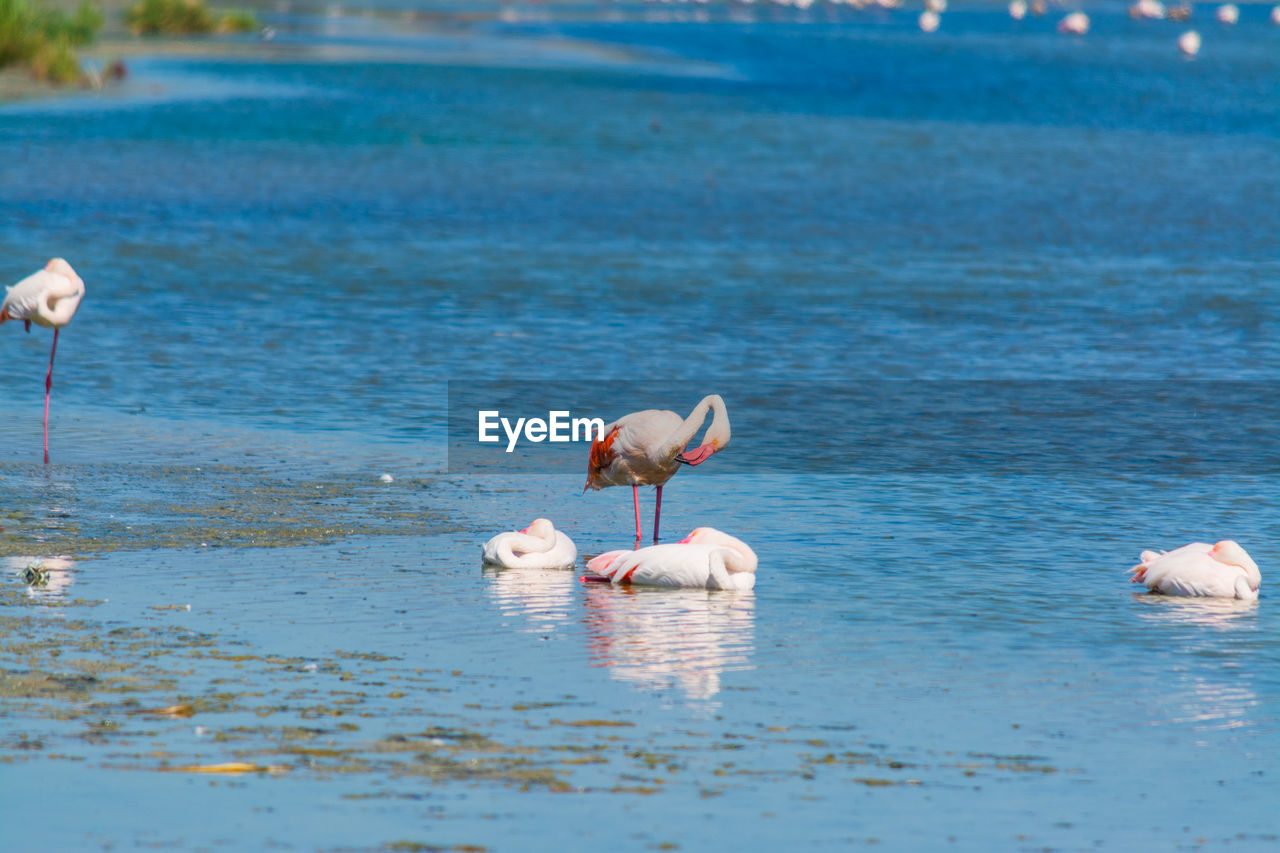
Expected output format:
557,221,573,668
585,425,622,490
585,410,685,489
1,270,51,322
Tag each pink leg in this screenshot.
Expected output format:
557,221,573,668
653,485,663,543
632,484,641,549
43,328,59,465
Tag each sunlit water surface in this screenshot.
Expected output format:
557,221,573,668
2,3,1279,849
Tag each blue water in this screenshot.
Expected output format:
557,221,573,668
2,3,1279,849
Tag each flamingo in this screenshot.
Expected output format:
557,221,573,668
584,394,730,547
919,10,940,31
1058,11,1089,33
482,518,577,570
1130,540,1260,600
1009,0,1027,19
1177,30,1201,56
2,259,85,463
583,527,757,590
1215,3,1238,24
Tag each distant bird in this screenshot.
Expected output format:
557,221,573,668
1215,3,1238,24
1167,3,1192,20
585,395,731,547
1130,0,1165,18
919,9,940,31
1058,11,1090,33
1272,5,1280,25
1130,540,1261,599
924,0,946,12
584,527,758,590
1009,0,1027,19
482,518,577,570
1177,29,1201,55
2,259,85,463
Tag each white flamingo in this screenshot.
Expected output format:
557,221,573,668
1058,11,1089,33
481,518,577,570
584,395,730,546
1177,30,1201,56
2,258,85,462
1130,540,1261,600
584,527,757,590
1215,3,1238,24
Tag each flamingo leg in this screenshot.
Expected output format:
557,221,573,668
43,327,59,464
653,485,663,543
632,484,642,549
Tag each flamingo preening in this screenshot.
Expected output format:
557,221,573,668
584,395,731,547
482,518,578,570
1130,540,1261,600
1,259,85,463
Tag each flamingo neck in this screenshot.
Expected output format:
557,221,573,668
498,529,556,565
664,395,728,457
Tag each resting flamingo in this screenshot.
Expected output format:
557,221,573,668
1058,11,1089,33
1130,540,1260,600
583,527,757,590
2,259,85,463
584,395,730,547
482,518,577,570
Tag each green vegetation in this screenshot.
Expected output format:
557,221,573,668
125,0,257,36
215,8,255,32
0,0,102,83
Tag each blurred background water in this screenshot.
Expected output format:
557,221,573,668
1,2,1278,850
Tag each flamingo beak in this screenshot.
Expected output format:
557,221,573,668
675,443,717,466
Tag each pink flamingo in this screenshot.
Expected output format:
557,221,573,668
584,395,731,547
583,527,757,590
1130,540,1260,600
2,259,85,463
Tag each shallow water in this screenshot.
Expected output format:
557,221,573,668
2,2,1279,849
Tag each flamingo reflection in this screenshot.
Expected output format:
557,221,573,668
1132,596,1261,736
483,563,577,636
581,584,755,704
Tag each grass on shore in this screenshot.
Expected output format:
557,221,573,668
125,0,257,36
0,0,102,82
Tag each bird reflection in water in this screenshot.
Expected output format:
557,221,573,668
1133,595,1261,736
581,585,755,705
483,564,577,636
1133,593,1260,630
6,555,76,600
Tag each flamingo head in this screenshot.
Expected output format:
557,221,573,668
679,526,754,554
45,258,82,288
1209,540,1260,582
675,428,729,466
520,518,555,540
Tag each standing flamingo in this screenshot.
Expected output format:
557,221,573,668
1130,540,1260,600
584,395,730,547
583,527,757,590
1,259,85,463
